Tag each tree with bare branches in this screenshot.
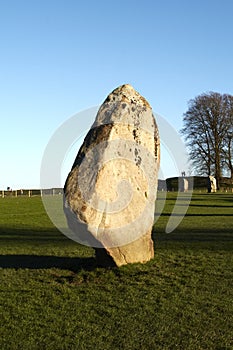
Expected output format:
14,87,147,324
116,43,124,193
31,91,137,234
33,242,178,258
181,92,233,188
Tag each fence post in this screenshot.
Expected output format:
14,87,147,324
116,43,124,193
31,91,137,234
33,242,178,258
2,190,4,198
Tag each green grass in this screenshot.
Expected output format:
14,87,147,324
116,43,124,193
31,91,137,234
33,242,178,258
0,193,232,350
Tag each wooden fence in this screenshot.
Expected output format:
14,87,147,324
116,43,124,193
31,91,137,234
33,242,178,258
0,188,63,198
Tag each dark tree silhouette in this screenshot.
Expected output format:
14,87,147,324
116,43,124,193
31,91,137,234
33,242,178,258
181,92,233,187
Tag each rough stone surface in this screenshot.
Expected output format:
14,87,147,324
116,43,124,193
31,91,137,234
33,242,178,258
63,84,160,266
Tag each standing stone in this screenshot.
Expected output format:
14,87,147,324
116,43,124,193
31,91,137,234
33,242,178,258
184,178,189,192
64,84,160,267
207,175,217,193
179,177,189,192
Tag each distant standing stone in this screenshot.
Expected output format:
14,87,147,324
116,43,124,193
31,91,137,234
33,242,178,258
64,84,160,267
179,177,189,192
207,175,217,193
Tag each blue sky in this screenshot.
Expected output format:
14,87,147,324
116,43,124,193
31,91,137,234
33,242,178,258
1,0,233,189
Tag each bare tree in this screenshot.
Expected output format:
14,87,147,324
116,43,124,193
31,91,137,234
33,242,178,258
181,92,233,187
222,94,233,179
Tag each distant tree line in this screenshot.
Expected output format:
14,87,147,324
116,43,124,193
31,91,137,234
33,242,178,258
181,92,233,188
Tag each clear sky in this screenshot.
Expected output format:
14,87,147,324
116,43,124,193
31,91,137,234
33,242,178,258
1,0,233,189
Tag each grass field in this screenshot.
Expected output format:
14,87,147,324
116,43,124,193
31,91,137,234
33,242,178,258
0,192,232,349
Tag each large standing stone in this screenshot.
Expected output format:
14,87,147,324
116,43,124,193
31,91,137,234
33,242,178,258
63,84,160,266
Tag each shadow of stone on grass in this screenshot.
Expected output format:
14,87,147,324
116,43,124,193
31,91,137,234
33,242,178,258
0,255,97,272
